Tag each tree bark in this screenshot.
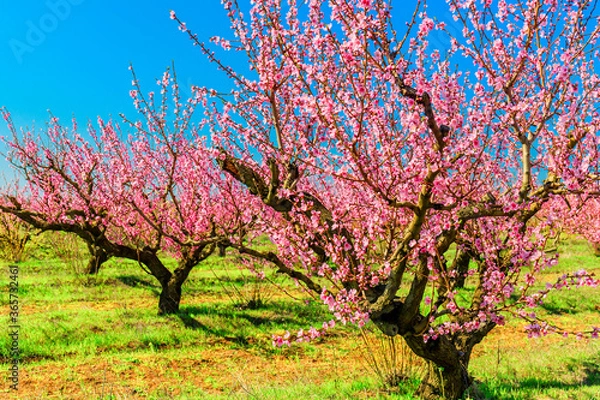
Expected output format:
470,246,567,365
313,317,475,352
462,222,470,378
369,299,495,400
217,243,227,257
401,334,469,400
86,244,109,274
157,245,215,315
453,249,471,289
158,277,183,315
417,361,470,400
591,241,600,257
398,324,495,400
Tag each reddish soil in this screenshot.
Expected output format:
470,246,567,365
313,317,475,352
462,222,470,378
2,334,371,399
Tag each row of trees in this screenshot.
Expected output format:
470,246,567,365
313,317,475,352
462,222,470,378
2,1,600,399
1,76,260,314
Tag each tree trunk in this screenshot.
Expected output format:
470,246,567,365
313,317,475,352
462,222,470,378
157,252,210,314
217,243,227,257
397,322,495,400
400,333,473,400
86,244,108,275
453,249,471,289
592,241,600,257
416,361,470,400
158,277,183,315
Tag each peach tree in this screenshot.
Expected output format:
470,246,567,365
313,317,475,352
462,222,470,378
0,72,254,314
171,0,600,398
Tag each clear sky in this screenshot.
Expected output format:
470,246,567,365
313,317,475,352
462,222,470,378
0,0,245,177
0,0,453,176
0,1,236,130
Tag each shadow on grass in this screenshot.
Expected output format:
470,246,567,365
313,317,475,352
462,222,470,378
116,275,155,288
582,360,600,385
175,309,253,346
539,296,596,316
179,302,324,327
539,302,577,315
473,359,600,399
173,301,329,348
176,305,294,329
116,275,160,294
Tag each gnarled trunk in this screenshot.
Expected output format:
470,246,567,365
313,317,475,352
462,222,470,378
217,243,227,257
86,244,108,275
156,245,214,314
417,361,470,400
399,325,494,400
400,334,470,400
158,277,183,315
371,302,496,400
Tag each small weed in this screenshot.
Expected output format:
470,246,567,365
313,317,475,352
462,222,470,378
359,326,425,394
211,257,276,310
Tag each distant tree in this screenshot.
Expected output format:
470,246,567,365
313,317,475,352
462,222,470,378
0,73,251,314
100,68,257,313
552,195,600,256
171,0,600,398
0,112,119,275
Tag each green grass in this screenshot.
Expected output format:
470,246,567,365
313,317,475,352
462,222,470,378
469,338,600,400
0,236,598,399
0,259,332,363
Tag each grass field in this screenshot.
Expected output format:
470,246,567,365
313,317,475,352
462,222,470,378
0,235,599,399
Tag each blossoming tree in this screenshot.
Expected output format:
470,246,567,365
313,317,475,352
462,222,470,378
0,111,118,275
99,68,257,313
576,199,600,256
550,195,600,256
0,73,252,314
172,0,600,398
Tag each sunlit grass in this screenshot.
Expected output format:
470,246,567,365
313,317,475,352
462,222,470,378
0,236,598,399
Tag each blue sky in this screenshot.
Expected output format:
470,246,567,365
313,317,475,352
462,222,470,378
0,1,235,130
0,0,453,176
0,0,242,176
0,0,454,124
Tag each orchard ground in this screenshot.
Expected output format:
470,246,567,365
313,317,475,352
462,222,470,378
0,235,598,399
